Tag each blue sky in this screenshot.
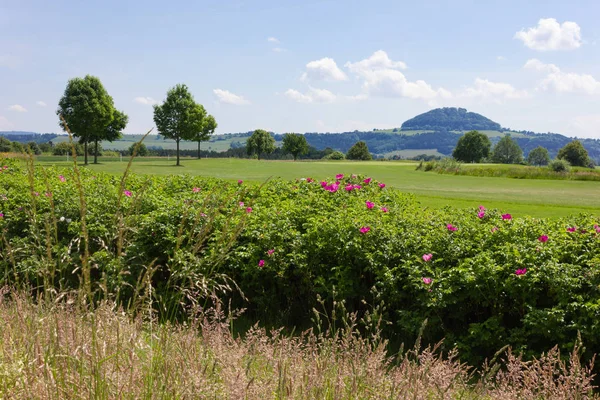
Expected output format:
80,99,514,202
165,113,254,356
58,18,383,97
1,0,600,137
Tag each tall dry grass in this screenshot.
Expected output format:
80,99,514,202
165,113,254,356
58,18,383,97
0,289,595,399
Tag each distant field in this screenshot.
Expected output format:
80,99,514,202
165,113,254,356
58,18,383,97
382,149,445,158
33,156,600,218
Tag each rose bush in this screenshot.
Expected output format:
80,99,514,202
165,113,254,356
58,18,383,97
1,159,600,367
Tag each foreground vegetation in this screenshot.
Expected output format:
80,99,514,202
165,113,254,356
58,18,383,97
0,290,595,399
2,153,600,371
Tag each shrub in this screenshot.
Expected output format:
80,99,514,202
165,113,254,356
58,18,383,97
323,151,345,160
52,142,84,156
548,159,570,172
128,142,148,156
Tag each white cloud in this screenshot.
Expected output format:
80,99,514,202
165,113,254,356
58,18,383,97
7,104,26,112
515,18,582,51
345,51,450,100
285,87,337,103
267,37,280,44
462,78,529,100
213,89,250,105
272,47,286,53
134,97,158,105
569,114,600,138
345,50,407,73
36,101,47,107
301,57,348,82
497,56,506,61
524,59,600,94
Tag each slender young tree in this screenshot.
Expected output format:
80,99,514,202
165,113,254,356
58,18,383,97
527,146,550,166
57,75,116,165
282,133,309,161
247,129,276,160
153,84,206,166
194,114,217,159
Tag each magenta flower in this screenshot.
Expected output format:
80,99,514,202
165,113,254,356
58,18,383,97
351,174,357,179
326,182,339,193
123,190,132,197
447,224,457,231
479,205,485,211
306,177,313,183
246,207,253,213
422,253,432,262
59,175,66,182
491,226,499,233
515,268,527,276
258,259,265,267
45,192,52,197
380,206,388,213
378,183,386,189
477,211,485,219
239,202,245,207
0,213,4,218
353,184,362,190
200,213,207,217
335,174,344,180
538,235,548,243
364,177,372,184
502,214,512,221
33,192,39,197
344,184,354,191
192,187,201,193
422,277,432,285
567,227,576,233
366,201,374,209
267,249,275,256
238,180,243,185
2,166,7,169
595,224,600,233
359,226,371,234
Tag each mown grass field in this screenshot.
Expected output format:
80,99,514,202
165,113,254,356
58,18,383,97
34,156,600,218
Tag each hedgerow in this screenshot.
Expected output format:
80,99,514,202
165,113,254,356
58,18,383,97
1,159,600,368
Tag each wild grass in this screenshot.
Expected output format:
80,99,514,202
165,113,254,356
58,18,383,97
0,289,596,399
418,159,600,181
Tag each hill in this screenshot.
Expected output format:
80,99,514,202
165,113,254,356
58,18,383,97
401,107,502,131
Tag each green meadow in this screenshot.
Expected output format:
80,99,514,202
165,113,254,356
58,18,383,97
35,156,600,218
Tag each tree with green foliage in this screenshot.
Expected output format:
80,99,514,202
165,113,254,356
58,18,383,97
193,114,217,159
129,142,148,156
346,141,372,160
557,140,591,167
57,75,125,165
491,135,523,164
247,129,275,160
39,142,53,153
26,141,42,155
0,137,12,152
452,130,491,163
153,84,206,166
10,141,24,153
527,146,550,166
53,142,84,156
282,133,309,161
92,109,128,163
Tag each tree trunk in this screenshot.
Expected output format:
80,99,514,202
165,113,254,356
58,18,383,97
176,139,180,166
293,154,297,161
84,142,88,165
198,141,201,159
93,140,98,164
